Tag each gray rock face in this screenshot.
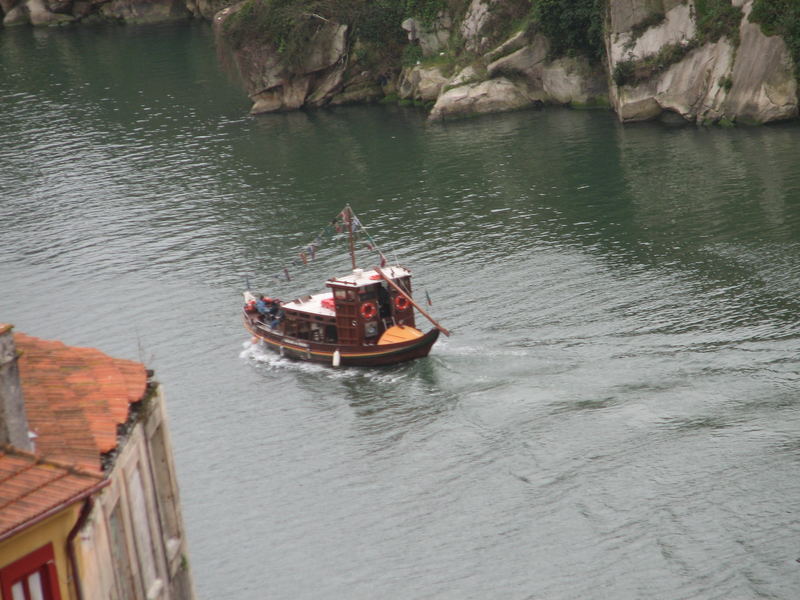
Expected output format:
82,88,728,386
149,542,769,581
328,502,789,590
3,3,29,25
723,6,798,123
99,0,190,23
487,34,549,85
1,0,796,125
399,65,450,102
428,29,609,121
609,0,683,34
3,0,75,25
608,0,798,124
429,77,534,120
460,0,499,53
402,14,452,57
608,2,695,65
215,8,351,114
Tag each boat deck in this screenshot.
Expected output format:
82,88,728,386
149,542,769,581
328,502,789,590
282,292,336,317
326,266,410,287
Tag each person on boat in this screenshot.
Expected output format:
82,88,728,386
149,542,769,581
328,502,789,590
255,295,271,317
268,299,282,329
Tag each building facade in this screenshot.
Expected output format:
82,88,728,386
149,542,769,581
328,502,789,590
0,324,195,600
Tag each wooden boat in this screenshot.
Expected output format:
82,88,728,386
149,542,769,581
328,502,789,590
242,206,449,367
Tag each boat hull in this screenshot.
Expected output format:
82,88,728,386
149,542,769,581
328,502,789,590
244,313,440,367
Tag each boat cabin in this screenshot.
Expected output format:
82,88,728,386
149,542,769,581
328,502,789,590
280,267,416,346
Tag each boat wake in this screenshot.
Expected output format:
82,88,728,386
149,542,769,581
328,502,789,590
239,339,369,379
238,339,432,385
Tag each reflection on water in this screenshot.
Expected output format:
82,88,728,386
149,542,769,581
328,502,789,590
2,24,800,600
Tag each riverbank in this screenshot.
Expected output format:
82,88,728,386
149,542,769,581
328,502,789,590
3,0,798,125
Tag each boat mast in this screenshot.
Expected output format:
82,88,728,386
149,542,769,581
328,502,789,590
346,204,357,269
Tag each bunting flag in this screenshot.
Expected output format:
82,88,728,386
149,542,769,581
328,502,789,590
253,205,394,291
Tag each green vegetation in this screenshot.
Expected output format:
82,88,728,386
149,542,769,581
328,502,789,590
223,0,413,70
613,39,700,87
220,0,477,72
530,0,606,63
629,11,666,43
404,0,447,25
750,0,800,77
693,0,743,44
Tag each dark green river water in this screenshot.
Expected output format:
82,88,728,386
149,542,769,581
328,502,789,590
2,23,800,599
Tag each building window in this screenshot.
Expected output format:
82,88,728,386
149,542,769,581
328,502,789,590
127,466,160,595
148,424,181,556
108,503,138,600
0,544,62,600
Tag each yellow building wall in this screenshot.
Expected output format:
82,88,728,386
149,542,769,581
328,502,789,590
0,504,82,600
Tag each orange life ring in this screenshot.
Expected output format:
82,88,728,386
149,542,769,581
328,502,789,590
360,302,377,320
394,296,410,311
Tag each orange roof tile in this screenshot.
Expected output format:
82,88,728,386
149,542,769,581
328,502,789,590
0,446,105,541
15,333,148,472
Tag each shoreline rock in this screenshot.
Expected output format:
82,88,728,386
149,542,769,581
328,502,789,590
3,0,796,125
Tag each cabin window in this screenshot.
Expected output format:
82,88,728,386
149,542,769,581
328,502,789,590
296,320,310,340
364,321,378,338
284,319,297,336
334,289,347,299
325,325,338,342
359,291,376,302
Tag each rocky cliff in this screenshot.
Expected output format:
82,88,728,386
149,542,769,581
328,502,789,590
5,0,797,125
212,0,797,124
606,0,797,123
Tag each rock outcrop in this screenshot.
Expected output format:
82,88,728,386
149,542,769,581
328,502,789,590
428,32,607,120
722,3,798,123
215,8,352,114
2,0,192,25
429,77,535,120
402,13,452,57
5,0,796,125
607,0,798,124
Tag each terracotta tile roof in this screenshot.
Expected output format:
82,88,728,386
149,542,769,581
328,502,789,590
0,446,105,541
14,333,148,472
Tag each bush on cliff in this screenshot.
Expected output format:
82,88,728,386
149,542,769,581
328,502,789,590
530,0,606,63
750,0,800,77
693,0,742,44
224,0,411,69
223,0,469,71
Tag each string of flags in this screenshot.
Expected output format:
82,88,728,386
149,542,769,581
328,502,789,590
254,205,388,287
